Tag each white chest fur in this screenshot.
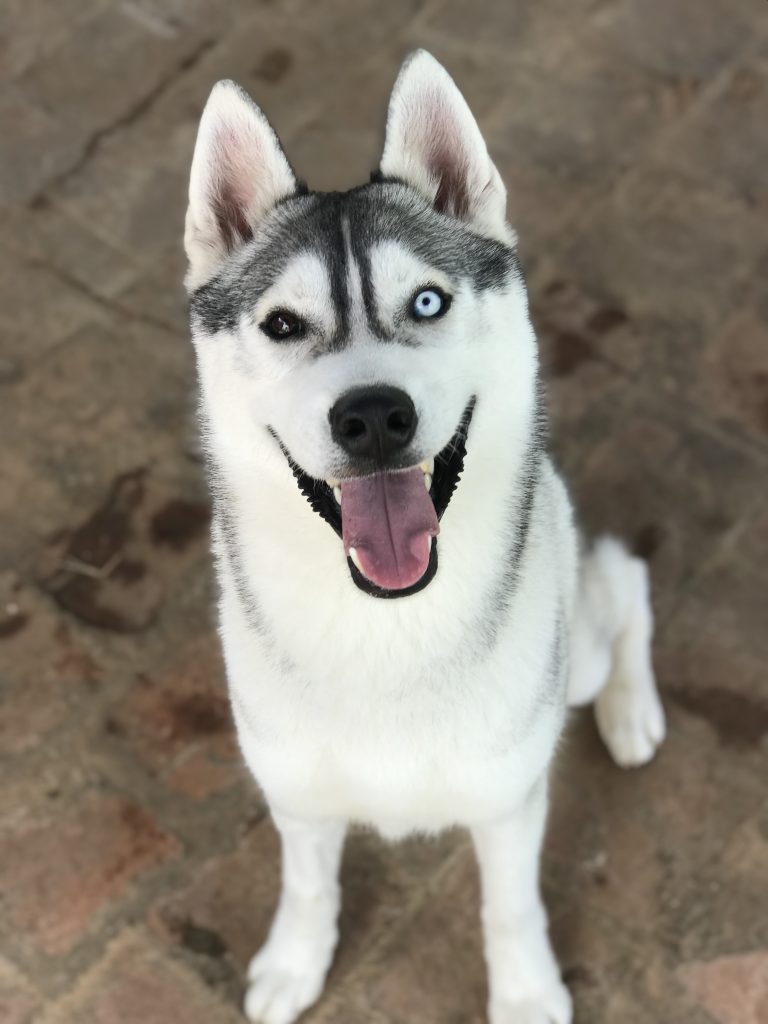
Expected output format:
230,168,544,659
217,458,576,838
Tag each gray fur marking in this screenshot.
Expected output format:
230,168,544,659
190,181,520,346
207,459,295,675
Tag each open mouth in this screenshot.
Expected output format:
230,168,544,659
275,399,475,599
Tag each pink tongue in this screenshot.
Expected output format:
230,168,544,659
341,467,439,591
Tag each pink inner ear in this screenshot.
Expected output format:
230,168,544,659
431,144,470,218
213,185,253,250
422,98,471,218
210,126,256,251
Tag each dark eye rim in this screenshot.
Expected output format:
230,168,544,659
410,285,452,322
260,309,305,341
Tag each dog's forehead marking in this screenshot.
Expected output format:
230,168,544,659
340,216,370,345
318,202,351,351
189,183,521,340
349,234,391,343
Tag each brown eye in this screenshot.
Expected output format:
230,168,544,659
261,310,303,340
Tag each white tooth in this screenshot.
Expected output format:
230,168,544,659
420,458,434,475
333,486,342,504
349,547,363,573
326,477,340,487
424,473,432,492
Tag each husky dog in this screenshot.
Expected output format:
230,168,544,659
184,51,666,1024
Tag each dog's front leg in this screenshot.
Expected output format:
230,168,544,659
245,811,346,1024
472,786,572,1024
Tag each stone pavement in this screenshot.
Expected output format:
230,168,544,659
1,1,767,1021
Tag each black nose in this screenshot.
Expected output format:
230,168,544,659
330,386,417,464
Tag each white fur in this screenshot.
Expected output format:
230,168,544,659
381,50,512,243
185,50,665,1024
473,791,573,1024
245,813,344,1024
569,538,667,766
185,79,296,291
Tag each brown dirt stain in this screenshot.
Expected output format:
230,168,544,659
0,611,29,639
150,499,210,551
587,306,628,335
669,686,768,748
49,574,160,633
66,469,146,569
111,559,147,584
548,330,596,376
103,715,126,738
633,523,666,561
54,648,103,686
166,692,230,739
177,918,228,958
103,801,176,883
43,468,164,633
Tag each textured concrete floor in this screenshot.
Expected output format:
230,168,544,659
1,1,767,1022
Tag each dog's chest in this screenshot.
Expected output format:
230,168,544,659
220,459,574,834
229,621,565,836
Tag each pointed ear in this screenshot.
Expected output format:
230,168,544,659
379,51,508,240
184,80,297,290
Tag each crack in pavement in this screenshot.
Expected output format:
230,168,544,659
27,35,217,207
25,258,186,338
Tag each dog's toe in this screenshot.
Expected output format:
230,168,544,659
595,680,666,768
490,984,573,1024
244,965,324,1024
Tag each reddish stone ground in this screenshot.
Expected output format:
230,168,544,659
1,2,766,1022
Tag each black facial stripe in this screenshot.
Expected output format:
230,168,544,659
327,211,350,351
351,234,392,341
189,181,521,343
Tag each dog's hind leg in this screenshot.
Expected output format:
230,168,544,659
245,812,345,1024
567,537,666,767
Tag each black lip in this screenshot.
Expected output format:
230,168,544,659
273,397,476,599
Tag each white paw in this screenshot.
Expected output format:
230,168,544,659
595,676,666,768
244,948,327,1024
489,982,573,1024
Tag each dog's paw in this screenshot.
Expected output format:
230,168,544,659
595,676,666,768
489,983,573,1024
244,955,325,1024
246,942,331,1024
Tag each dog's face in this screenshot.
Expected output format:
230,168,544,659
185,52,534,598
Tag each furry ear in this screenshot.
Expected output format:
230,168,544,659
184,80,297,290
379,51,508,239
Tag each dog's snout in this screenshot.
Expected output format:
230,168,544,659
330,386,417,464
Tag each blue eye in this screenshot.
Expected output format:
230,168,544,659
412,288,449,319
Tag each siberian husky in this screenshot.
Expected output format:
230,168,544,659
184,50,666,1024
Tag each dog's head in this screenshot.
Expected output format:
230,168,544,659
185,51,537,599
